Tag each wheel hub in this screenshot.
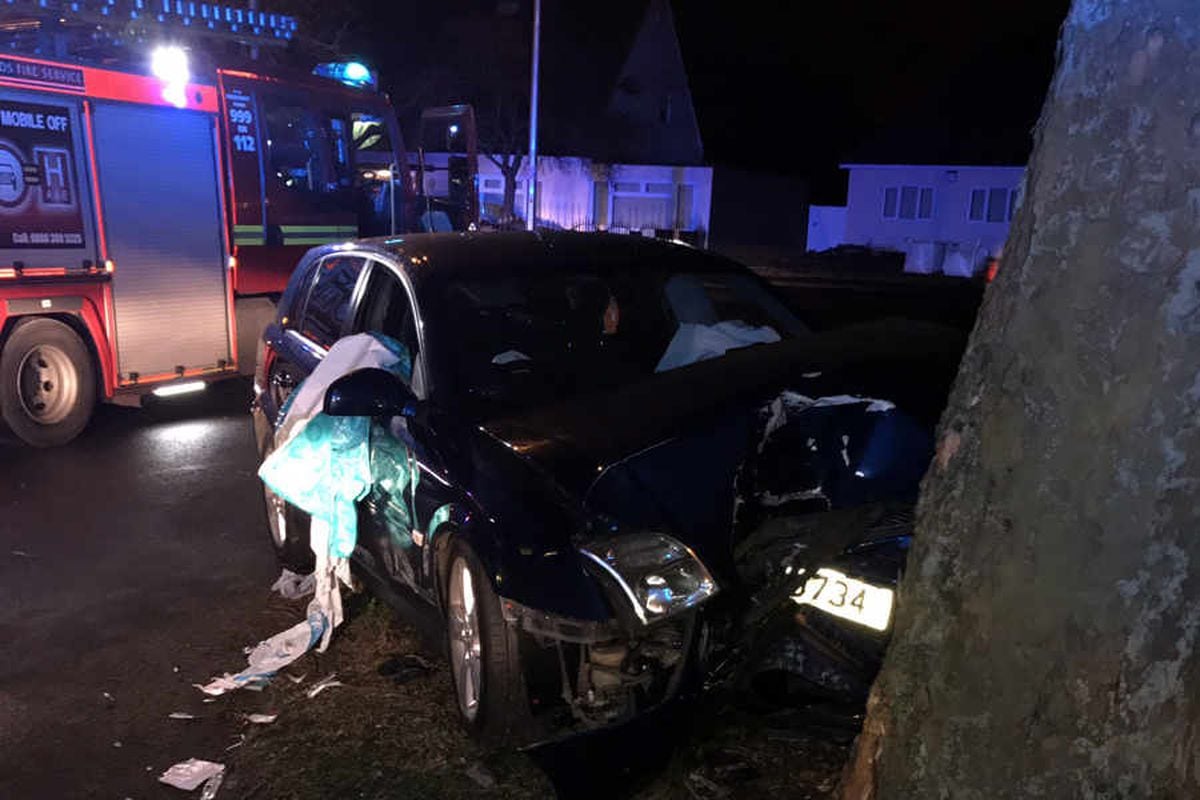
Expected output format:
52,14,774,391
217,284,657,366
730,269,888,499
448,557,483,721
16,344,78,425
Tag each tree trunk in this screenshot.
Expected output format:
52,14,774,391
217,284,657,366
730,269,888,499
486,153,523,228
842,2,1200,797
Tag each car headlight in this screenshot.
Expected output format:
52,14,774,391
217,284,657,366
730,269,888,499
579,532,718,624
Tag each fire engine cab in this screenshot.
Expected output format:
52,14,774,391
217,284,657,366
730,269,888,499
0,1,475,446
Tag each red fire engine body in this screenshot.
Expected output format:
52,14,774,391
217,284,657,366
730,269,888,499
0,51,425,445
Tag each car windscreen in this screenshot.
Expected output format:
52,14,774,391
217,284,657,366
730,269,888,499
432,261,806,417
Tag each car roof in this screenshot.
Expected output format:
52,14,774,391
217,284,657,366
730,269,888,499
339,230,744,288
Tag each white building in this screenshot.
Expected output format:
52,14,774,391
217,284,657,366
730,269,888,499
809,163,1025,276
422,153,713,240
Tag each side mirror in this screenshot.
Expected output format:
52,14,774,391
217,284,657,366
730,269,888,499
324,367,418,418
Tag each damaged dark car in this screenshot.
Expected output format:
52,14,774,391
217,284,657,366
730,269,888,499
252,231,947,743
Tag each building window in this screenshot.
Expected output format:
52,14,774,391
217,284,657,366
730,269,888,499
882,185,933,220
610,179,676,231
970,187,1017,222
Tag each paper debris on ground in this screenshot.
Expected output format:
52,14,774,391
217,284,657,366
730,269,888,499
306,673,343,698
195,604,326,696
245,713,278,724
378,653,435,685
199,769,225,800
168,712,199,720
271,569,316,600
465,763,497,789
159,759,225,791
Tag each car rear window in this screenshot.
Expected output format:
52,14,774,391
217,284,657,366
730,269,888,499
300,255,366,348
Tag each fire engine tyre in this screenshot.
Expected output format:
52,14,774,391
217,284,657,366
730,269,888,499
0,317,96,447
445,539,528,746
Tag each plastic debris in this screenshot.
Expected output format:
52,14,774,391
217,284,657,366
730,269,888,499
112,741,122,748
225,734,246,752
196,604,326,696
10,549,33,558
168,712,199,721
271,568,316,600
259,333,412,652
284,672,307,684
245,713,278,724
159,759,224,792
305,673,344,698
465,762,497,789
102,691,115,704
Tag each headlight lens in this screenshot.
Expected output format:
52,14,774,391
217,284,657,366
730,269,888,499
579,532,718,624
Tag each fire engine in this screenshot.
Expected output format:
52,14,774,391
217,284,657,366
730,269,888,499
0,0,477,446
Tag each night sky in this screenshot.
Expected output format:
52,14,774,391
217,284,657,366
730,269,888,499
673,0,1071,201
338,0,1071,204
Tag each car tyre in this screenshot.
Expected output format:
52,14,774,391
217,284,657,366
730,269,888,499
0,317,96,447
445,539,527,745
259,437,315,574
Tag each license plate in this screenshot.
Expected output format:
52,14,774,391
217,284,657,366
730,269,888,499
792,567,894,632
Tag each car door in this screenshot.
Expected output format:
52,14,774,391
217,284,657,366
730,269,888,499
264,254,368,423
350,259,448,605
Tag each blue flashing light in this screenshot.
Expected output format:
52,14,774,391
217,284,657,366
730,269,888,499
313,61,376,90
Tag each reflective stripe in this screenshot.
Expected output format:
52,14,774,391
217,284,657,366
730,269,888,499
280,225,358,234
285,237,347,245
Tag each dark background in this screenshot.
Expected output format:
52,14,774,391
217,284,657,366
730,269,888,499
673,0,1070,201
309,0,1070,203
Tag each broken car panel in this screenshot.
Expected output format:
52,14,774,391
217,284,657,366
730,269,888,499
252,231,933,742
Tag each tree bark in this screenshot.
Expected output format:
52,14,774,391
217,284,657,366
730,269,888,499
842,1,1200,797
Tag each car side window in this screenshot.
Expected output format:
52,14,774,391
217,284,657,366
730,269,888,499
355,261,420,363
300,255,367,348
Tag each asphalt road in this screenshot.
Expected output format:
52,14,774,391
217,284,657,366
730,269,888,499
0,378,285,799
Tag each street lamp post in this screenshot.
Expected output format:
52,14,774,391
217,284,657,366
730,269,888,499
525,0,541,231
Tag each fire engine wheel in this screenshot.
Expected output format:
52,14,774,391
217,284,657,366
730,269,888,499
0,317,96,447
